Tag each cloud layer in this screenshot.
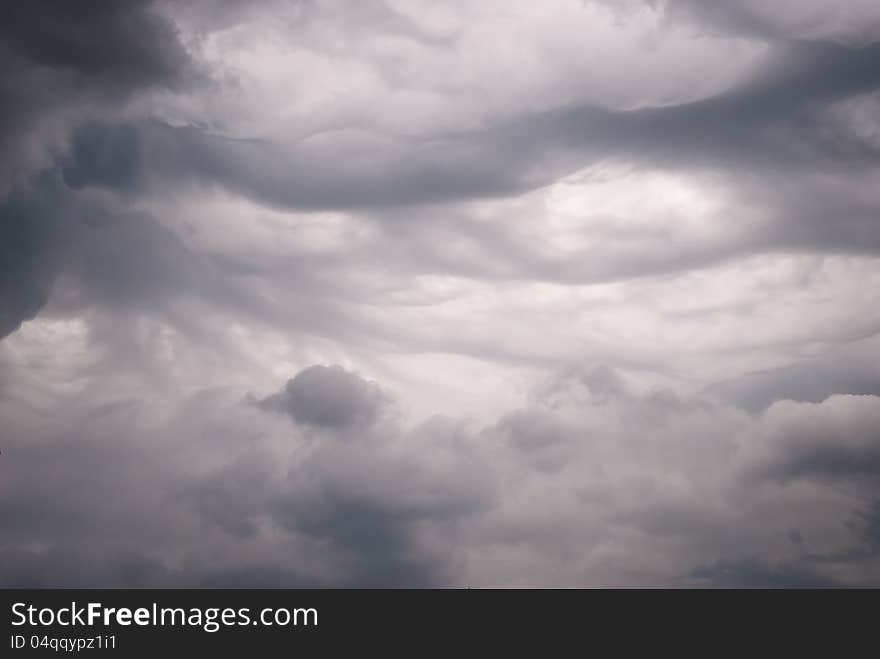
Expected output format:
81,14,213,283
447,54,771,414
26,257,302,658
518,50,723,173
1,0,879,587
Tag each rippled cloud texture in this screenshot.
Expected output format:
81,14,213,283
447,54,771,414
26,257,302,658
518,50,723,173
2,0,880,587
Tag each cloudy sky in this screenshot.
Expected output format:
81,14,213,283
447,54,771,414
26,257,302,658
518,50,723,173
2,0,880,587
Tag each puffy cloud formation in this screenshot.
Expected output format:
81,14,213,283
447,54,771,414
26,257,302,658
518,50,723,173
259,364,387,428
1,361,877,587
1,0,879,586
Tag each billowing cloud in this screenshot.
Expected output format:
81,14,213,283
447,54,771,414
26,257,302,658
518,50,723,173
259,364,388,428
1,1,879,587
1,362,877,587
0,0,196,339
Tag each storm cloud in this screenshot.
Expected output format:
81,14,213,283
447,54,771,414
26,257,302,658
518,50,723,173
1,0,880,587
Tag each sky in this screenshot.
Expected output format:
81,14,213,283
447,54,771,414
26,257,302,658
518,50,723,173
1,0,879,587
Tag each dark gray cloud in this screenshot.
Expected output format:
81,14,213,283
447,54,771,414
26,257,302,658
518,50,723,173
0,179,65,338
2,1,880,588
708,339,880,412
656,0,880,44
0,171,244,341
0,1,189,89
745,396,880,484
0,0,192,188
0,0,195,338
259,364,388,429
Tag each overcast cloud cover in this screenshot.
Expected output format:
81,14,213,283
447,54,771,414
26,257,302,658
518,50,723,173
2,0,880,587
